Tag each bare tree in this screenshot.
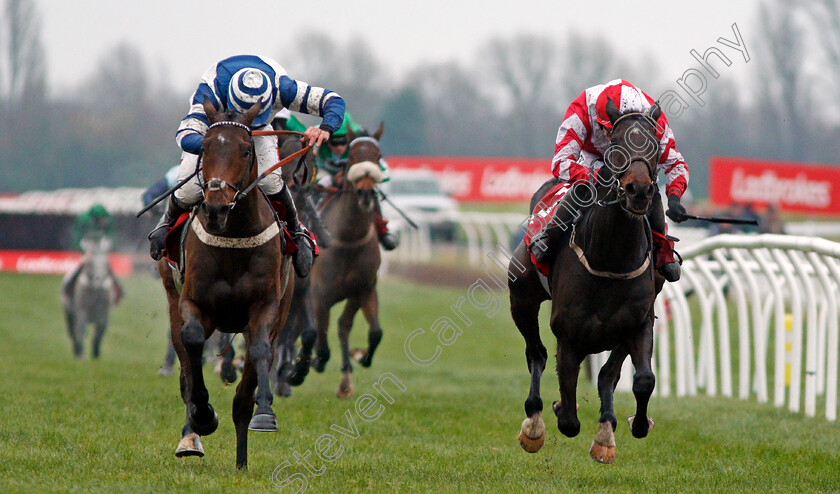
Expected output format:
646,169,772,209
0,0,46,109
754,0,813,159
276,32,388,126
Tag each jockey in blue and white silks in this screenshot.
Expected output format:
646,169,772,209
149,54,346,278
174,54,345,204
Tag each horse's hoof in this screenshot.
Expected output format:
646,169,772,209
551,400,580,416
518,414,546,453
351,348,372,367
628,415,655,438
175,433,205,458
158,366,174,376
336,371,354,399
189,406,219,436
274,380,293,398
589,422,616,464
312,357,327,373
220,361,237,384
249,413,278,432
589,441,616,464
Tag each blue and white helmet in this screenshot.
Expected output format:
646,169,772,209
227,68,273,125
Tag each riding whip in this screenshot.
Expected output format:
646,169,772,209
682,213,759,226
377,189,419,229
136,167,201,218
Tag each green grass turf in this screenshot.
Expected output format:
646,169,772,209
0,271,838,493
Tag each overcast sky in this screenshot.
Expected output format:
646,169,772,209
39,0,760,96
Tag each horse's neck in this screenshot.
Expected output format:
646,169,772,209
579,205,648,272
330,188,372,240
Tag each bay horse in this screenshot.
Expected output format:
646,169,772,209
286,125,386,398
64,233,116,359
510,99,665,463
158,99,294,469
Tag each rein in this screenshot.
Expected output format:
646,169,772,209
571,112,658,279
201,123,314,209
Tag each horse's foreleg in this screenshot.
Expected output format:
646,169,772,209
287,298,317,386
311,303,331,373
233,353,258,469
512,293,547,453
627,318,656,439
590,347,628,463
91,319,108,359
554,344,583,438
353,289,382,368
218,333,237,384
72,311,86,359
172,322,204,458
337,297,362,399
247,307,279,432
180,301,218,437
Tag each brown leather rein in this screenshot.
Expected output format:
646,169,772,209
231,130,314,204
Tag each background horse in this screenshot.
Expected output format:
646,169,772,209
64,233,116,359
158,99,294,469
273,135,329,397
510,100,664,463
287,125,386,398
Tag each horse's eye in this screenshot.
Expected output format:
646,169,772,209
243,149,251,159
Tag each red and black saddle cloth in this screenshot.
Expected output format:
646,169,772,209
523,182,572,277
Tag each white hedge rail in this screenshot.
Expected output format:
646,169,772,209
590,234,840,421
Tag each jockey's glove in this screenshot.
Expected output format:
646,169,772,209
666,193,688,223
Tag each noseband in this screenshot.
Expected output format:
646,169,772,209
597,114,659,212
197,121,256,210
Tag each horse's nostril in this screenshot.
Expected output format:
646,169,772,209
626,183,637,195
646,184,655,197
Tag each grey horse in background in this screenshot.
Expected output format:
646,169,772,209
62,233,119,359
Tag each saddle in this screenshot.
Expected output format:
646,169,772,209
523,182,576,277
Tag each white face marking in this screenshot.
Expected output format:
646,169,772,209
217,135,227,145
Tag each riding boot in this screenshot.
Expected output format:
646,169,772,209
268,186,315,278
528,186,583,265
148,196,189,261
647,193,681,282
652,231,681,282
372,195,399,251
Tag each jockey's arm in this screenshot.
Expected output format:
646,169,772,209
654,115,690,222
275,76,346,147
174,81,218,154
552,91,592,184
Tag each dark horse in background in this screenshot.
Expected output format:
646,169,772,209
158,99,294,469
273,133,330,397
287,125,386,398
510,99,665,463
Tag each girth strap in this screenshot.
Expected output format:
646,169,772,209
569,230,650,280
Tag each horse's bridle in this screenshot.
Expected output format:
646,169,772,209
596,113,660,212
196,121,256,210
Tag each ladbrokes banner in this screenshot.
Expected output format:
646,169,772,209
0,250,133,275
388,156,551,202
710,157,840,214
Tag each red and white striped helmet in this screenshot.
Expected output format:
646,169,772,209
595,80,651,129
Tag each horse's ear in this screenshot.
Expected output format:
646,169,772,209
372,121,384,141
346,126,358,144
242,98,263,126
605,97,622,125
648,101,662,122
203,96,219,123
